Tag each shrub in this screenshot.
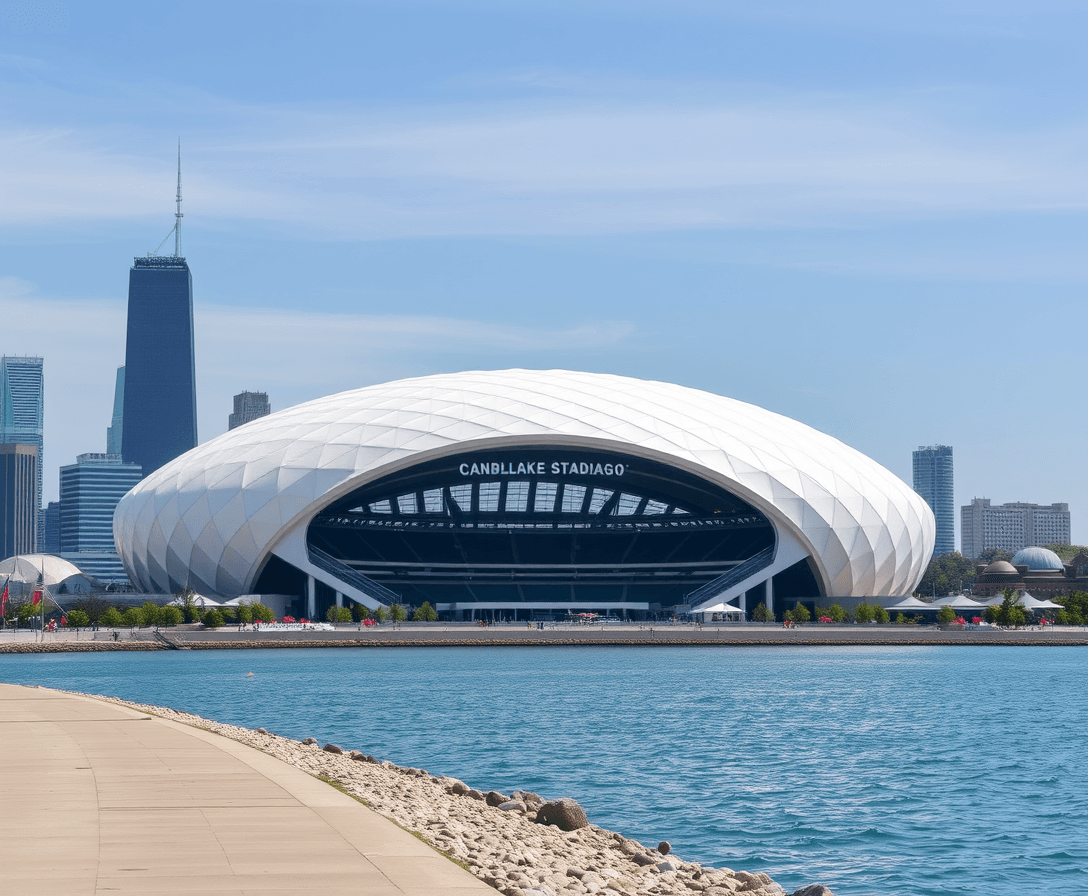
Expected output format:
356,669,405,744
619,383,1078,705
828,603,848,623
202,609,224,628
121,607,144,627
937,605,956,625
220,607,236,623
352,602,371,622
66,609,90,628
787,604,810,624
236,604,253,624
412,601,438,622
390,603,407,622
99,607,124,627
872,605,890,624
141,602,162,626
373,606,389,623
854,603,874,624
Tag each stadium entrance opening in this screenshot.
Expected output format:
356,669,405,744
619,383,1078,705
305,447,795,618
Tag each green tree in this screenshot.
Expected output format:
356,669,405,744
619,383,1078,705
100,607,124,627
390,603,407,622
750,602,773,623
787,603,810,624
15,600,38,626
141,601,162,627
66,609,90,628
937,605,956,625
70,596,111,624
976,549,1013,566
412,601,439,622
175,588,201,623
993,590,1027,627
352,602,371,622
1053,591,1088,624
250,603,275,623
122,607,144,627
236,604,253,624
894,613,915,625
872,605,890,624
373,605,389,623
828,603,848,623
854,603,874,624
326,605,352,623
916,551,977,598
202,609,224,628
160,606,183,627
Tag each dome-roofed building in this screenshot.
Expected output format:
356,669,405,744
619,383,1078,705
1010,546,1064,572
974,547,1088,598
115,369,935,621
0,553,101,598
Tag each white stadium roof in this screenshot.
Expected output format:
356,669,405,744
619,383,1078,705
114,369,934,600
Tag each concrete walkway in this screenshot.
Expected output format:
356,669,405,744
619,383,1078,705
0,683,493,895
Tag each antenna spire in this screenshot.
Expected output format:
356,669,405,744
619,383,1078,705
174,138,183,257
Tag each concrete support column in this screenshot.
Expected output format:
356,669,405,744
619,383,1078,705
739,591,748,615
765,577,774,617
306,575,316,620
335,591,343,608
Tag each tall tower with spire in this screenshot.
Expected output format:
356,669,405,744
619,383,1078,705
121,143,198,478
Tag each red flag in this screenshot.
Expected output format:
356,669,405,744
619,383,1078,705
1,583,7,615
31,587,42,606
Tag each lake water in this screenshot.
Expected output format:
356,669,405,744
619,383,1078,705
2,645,1084,896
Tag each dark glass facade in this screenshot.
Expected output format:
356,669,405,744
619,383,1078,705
0,443,38,558
121,257,197,477
302,447,786,611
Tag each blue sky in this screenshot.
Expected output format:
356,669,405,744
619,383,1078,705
2,1,1086,543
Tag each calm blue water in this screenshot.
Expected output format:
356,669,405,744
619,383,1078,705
2,646,1084,896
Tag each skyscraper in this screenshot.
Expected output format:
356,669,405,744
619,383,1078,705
228,391,270,430
913,444,954,556
0,355,44,547
121,147,197,476
59,453,143,583
105,366,124,455
0,443,38,558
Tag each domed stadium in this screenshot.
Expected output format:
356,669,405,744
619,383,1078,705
114,370,935,620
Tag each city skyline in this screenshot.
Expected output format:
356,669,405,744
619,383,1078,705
3,2,1087,543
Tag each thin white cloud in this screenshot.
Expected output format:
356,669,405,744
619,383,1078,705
5,90,1088,238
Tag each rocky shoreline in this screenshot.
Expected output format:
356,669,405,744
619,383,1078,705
85,692,835,896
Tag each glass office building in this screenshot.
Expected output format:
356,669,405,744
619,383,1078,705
121,257,197,477
912,445,954,556
0,356,44,548
59,453,143,584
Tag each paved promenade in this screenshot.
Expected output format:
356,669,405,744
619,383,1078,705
0,683,493,895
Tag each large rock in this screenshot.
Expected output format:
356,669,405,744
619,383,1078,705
485,790,510,807
791,887,835,896
535,797,589,831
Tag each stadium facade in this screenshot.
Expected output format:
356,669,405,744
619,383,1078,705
114,370,935,620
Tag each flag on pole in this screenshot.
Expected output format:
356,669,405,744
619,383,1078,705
32,573,43,606
1,581,8,616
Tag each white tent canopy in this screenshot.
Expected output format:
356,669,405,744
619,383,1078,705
885,596,937,611
983,592,1063,611
932,594,988,611
696,602,743,615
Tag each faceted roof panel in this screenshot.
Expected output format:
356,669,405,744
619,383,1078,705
114,369,934,598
